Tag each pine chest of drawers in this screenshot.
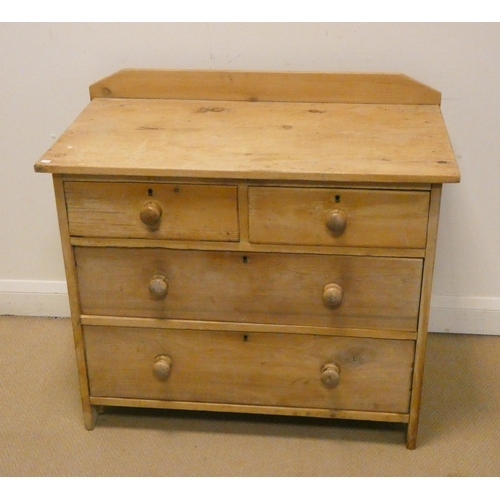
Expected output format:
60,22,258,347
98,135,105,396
35,69,460,448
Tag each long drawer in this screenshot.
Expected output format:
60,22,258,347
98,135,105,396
65,181,240,241
84,326,415,413
248,187,430,248
75,247,423,331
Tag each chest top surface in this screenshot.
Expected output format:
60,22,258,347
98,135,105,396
34,69,460,184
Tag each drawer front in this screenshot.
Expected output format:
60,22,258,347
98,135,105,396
75,247,423,331
85,326,415,413
248,187,430,248
65,181,239,241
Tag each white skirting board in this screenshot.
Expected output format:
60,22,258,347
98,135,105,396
0,280,499,336
0,280,71,318
429,295,500,336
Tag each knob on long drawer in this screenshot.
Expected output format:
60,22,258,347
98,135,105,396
140,201,163,226
149,275,169,300
321,363,340,388
153,355,172,381
323,283,343,309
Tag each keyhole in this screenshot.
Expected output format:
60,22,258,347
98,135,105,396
242,256,248,264
243,335,249,342
148,188,153,196
335,195,341,203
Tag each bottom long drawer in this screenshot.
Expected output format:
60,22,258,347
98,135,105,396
84,326,415,414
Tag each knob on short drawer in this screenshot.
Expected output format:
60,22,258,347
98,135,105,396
140,201,163,226
149,275,169,300
321,363,340,388
153,354,172,381
326,209,347,236
323,283,343,309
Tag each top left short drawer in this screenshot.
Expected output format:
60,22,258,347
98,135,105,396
64,181,240,241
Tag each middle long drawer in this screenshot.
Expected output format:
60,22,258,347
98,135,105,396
75,247,423,331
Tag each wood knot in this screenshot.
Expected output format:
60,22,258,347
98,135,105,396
198,106,225,113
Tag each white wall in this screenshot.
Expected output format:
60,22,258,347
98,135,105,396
1,23,499,334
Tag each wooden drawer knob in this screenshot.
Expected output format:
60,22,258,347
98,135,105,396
323,283,343,309
149,275,169,300
153,354,172,381
326,209,347,236
140,201,163,226
321,363,340,388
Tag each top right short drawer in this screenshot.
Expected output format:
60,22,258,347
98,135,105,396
248,187,430,248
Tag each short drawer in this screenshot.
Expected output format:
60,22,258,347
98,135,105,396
248,187,430,248
84,326,415,414
65,181,239,241
75,247,423,331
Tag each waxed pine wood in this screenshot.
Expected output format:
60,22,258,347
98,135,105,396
52,175,97,430
74,246,423,331
35,98,459,184
248,186,430,248
88,69,442,104
406,184,443,449
84,326,415,413
36,70,460,448
87,397,410,424
65,181,239,241
80,315,418,341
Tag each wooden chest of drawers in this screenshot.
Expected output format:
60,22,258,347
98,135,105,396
35,70,460,448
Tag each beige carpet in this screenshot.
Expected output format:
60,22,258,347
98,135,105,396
1,315,499,476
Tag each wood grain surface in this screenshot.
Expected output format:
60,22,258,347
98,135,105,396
88,69,442,104
35,98,459,183
249,186,430,248
84,326,415,413
65,181,239,241
75,247,423,331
